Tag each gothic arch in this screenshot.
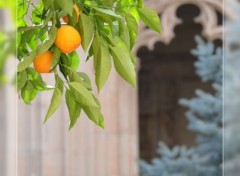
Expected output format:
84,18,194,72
134,0,232,52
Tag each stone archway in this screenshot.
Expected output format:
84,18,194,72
135,0,225,162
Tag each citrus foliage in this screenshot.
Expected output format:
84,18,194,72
0,32,10,86
17,0,161,129
0,0,15,86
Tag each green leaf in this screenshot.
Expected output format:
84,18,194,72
42,0,54,9
17,1,28,26
137,0,143,8
59,54,69,81
44,88,62,123
51,47,61,70
27,68,46,91
95,44,112,91
78,72,92,89
21,81,38,104
65,89,81,130
119,19,130,50
110,46,136,87
68,51,80,71
17,52,37,72
54,0,73,15
63,66,91,89
79,13,94,51
69,82,99,107
94,13,114,35
93,7,122,19
37,26,57,55
55,74,64,93
20,29,36,44
130,51,137,65
43,12,53,25
130,7,140,22
38,29,48,43
32,8,42,25
92,35,100,67
82,105,104,128
126,14,138,49
118,0,135,8
31,77,46,91
137,7,161,33
68,8,78,26
17,70,28,91
102,0,115,6
27,36,38,51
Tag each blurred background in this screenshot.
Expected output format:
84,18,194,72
1,0,240,176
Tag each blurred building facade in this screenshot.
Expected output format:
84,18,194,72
0,0,234,176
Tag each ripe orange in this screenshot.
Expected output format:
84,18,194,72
63,4,80,23
34,51,54,73
54,25,81,54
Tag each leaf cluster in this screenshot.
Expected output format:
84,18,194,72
17,0,161,129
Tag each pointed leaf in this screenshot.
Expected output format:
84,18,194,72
68,51,80,70
79,13,94,51
82,105,104,128
65,90,81,130
63,66,91,89
42,0,54,9
78,72,92,90
110,46,136,87
54,0,73,15
17,51,37,72
37,26,57,55
27,68,47,91
92,34,100,68
51,46,61,70
17,70,28,91
95,44,112,91
21,81,38,104
44,88,62,123
93,7,122,18
119,19,130,50
69,82,99,107
137,7,161,33
126,14,138,49
56,74,64,93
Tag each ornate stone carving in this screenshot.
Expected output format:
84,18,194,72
134,0,233,52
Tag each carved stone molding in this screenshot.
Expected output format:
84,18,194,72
134,0,234,52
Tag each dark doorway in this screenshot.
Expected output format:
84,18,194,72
137,4,217,162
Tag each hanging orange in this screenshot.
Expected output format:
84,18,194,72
34,51,54,73
54,25,81,54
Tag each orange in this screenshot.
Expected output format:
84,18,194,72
54,25,81,54
63,4,80,23
34,51,54,73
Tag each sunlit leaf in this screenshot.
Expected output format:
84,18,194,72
137,7,161,33
126,14,138,49
68,51,80,70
